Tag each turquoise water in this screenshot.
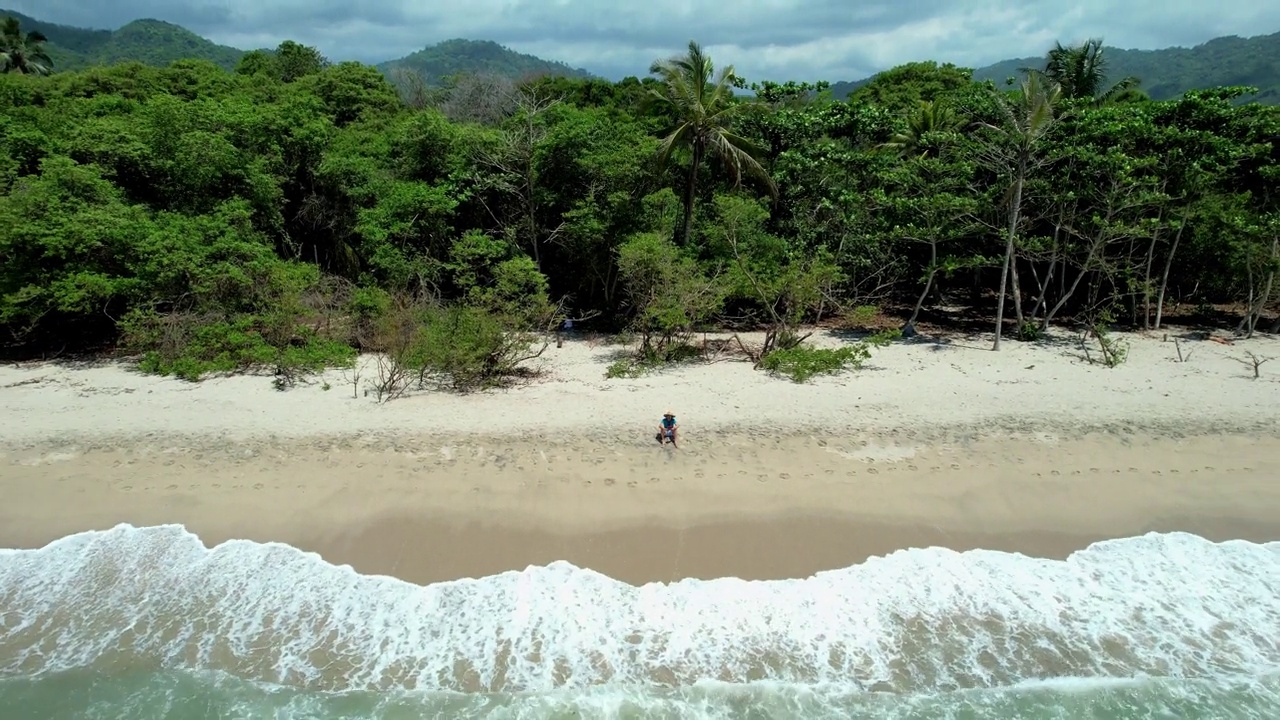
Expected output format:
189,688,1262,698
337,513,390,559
2,525,1278,719
2,671,1278,719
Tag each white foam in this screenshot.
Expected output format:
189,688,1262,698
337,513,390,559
1,526,1279,695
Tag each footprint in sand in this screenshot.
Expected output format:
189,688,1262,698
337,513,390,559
212,483,221,489
1151,470,1162,475
1089,468,1099,473
253,483,264,490
166,484,178,490
583,480,593,486
604,478,616,486
866,468,879,475
908,465,918,471
779,473,790,480
1050,470,1060,476
649,476,661,483
950,463,961,470
121,485,133,491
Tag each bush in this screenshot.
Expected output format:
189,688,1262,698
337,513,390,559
759,330,899,383
760,345,870,382
371,304,547,395
122,309,354,383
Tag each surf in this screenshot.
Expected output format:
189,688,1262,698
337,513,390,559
3,523,1279,700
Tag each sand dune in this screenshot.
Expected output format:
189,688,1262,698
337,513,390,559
3,329,1280,583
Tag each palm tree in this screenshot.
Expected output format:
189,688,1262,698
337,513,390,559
976,72,1062,350
879,99,964,159
1021,38,1140,105
648,40,776,245
0,17,54,76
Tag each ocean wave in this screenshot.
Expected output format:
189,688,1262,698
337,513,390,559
2,670,1279,720
1,525,1278,695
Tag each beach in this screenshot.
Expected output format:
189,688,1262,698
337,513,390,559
3,328,1280,581
3,329,1280,717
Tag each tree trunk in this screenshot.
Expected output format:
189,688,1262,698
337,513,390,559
1042,237,1104,329
1153,219,1186,330
905,239,938,329
1243,236,1279,338
1030,255,1056,321
679,141,704,245
1141,225,1161,330
1010,259,1025,326
992,164,1026,350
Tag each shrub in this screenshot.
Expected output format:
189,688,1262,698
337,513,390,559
122,309,354,383
759,330,899,383
760,345,870,382
373,304,547,394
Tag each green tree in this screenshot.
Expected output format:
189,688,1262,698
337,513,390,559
1024,38,1142,104
647,40,775,245
975,73,1061,349
879,99,964,159
1,17,53,76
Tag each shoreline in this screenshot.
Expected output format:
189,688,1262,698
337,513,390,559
4,329,1280,585
5,430,1279,585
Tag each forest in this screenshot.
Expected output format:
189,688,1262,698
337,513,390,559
1,22,1279,389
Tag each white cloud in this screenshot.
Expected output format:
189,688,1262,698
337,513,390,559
11,0,1280,81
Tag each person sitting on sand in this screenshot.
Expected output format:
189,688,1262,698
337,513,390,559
656,411,678,446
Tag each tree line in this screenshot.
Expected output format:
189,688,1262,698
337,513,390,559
1,22,1278,387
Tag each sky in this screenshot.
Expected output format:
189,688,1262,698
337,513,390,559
11,0,1280,82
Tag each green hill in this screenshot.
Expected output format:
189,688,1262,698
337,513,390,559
89,19,244,70
834,31,1280,104
0,10,244,71
377,39,594,84
969,32,1280,103
0,11,594,83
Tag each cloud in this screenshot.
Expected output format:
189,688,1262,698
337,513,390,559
11,0,1280,82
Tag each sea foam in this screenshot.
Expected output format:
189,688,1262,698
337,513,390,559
1,525,1278,695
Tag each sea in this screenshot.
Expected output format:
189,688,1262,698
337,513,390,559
1,524,1277,719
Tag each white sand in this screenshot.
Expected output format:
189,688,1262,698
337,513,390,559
4,328,1280,582
2,329,1278,449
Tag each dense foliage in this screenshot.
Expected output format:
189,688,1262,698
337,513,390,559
1,32,1277,388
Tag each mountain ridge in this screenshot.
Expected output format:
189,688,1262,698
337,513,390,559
2,8,1276,103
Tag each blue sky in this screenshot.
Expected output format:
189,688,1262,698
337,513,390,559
12,0,1280,82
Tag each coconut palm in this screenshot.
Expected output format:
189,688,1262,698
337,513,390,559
648,40,776,245
879,99,965,159
1022,38,1140,105
0,17,54,76
975,72,1062,350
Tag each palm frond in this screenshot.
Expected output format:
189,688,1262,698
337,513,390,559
655,123,695,170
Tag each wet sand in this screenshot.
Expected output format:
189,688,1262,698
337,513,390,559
5,430,1279,585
